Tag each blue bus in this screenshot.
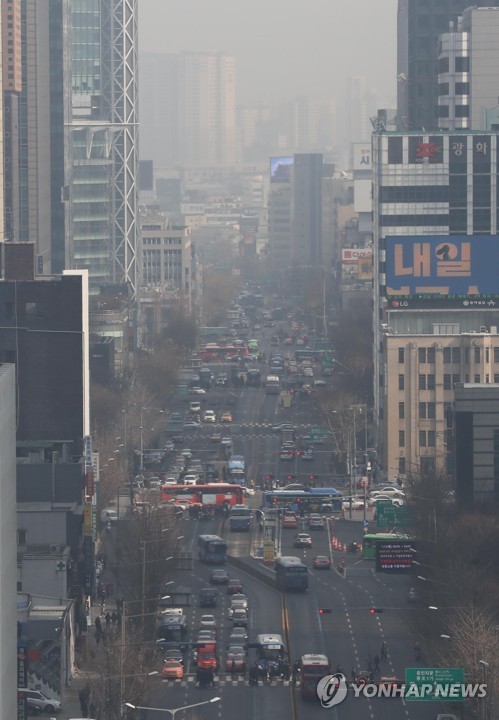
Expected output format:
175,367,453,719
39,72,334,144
197,535,227,563
263,489,343,513
227,455,246,486
275,556,308,591
229,504,252,531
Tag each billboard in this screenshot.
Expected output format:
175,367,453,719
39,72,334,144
385,235,499,301
352,142,371,171
270,156,293,182
375,540,414,572
342,248,373,281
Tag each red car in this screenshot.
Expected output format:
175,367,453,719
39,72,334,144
227,579,243,594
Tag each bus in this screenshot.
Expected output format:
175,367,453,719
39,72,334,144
247,339,259,356
362,533,415,560
263,489,343,514
256,634,287,665
198,535,227,563
229,504,252,531
198,366,212,389
227,455,246,486
199,345,249,362
299,654,331,698
265,375,281,395
294,349,325,363
275,556,308,591
161,483,244,507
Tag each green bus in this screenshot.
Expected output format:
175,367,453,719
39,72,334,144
362,533,415,560
247,339,259,355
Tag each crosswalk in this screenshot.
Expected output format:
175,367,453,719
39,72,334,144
163,673,293,688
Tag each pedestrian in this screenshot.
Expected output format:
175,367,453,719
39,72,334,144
282,659,290,681
367,656,373,673
79,689,88,718
230,659,237,678
374,655,380,673
336,664,344,676
369,669,375,683
249,663,258,686
111,611,118,626
89,702,96,718
208,668,214,687
292,660,300,686
105,611,111,628
380,641,387,662
94,616,101,633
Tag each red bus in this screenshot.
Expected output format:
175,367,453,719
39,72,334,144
300,654,331,698
199,344,248,362
161,483,244,507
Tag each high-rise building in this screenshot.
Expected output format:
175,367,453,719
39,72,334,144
397,0,499,132
140,52,237,167
372,130,499,481
292,153,324,268
70,0,139,295
438,7,499,131
3,0,22,243
18,0,72,274
0,363,17,719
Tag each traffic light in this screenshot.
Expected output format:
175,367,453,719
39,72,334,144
319,608,332,614
309,474,318,480
369,608,383,615
296,452,301,457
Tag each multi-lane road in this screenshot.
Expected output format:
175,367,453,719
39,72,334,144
136,326,451,720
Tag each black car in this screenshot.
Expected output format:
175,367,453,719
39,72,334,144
199,588,218,607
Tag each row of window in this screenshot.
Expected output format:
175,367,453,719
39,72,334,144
398,373,499,398
399,430,436,448
398,346,499,364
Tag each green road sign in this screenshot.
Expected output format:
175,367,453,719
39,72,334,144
310,426,329,441
377,503,409,528
405,668,465,702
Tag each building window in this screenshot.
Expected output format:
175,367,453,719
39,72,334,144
494,374,499,383
428,374,435,390
399,374,405,391
428,431,436,448
452,374,460,387
494,347,499,363
443,347,451,363
486,348,490,363
455,56,470,72
419,430,427,447
427,348,435,364
474,347,481,363
444,374,451,390
419,374,426,390
438,105,450,118
452,347,461,364
455,105,470,118
399,430,405,448
438,57,449,73
428,402,436,419
474,374,480,383
455,82,469,95
398,457,406,475
398,347,405,363
418,348,426,363
438,82,449,96
399,402,405,419
419,402,426,419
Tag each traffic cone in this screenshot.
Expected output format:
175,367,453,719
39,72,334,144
331,537,336,549
343,543,347,553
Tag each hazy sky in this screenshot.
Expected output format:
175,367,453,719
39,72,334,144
138,0,398,106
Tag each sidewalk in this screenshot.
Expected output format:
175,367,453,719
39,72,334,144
62,543,122,719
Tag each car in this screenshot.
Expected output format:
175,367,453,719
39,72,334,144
199,588,218,607
313,555,331,569
243,487,255,497
221,411,233,423
196,630,217,643
170,412,183,422
371,487,406,499
183,421,201,430
280,450,294,461
197,643,219,670
183,474,199,485
209,432,222,443
199,614,217,634
282,513,298,529
308,514,325,530
18,690,62,714
342,498,365,510
180,448,193,458
228,627,248,646
171,434,184,444
164,441,175,452
189,387,206,395
313,379,327,387
271,423,296,433
230,608,248,627
221,437,232,447
230,593,249,610
284,337,293,345
216,375,228,386
227,578,243,594
203,410,216,423
303,367,314,377
370,495,404,508
210,569,229,584
226,646,247,672
162,659,184,679
164,648,184,664
294,533,313,548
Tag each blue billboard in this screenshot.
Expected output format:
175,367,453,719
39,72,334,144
385,235,499,300
270,156,293,182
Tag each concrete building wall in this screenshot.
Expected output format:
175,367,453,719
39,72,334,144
0,364,18,718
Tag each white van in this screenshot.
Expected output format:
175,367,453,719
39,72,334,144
189,401,201,414
100,508,118,524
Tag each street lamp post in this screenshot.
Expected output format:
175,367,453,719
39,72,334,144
125,697,221,718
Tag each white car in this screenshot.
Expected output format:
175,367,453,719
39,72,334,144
163,478,177,486
203,410,216,423
190,387,206,395
243,487,255,497
370,495,404,508
183,474,199,486
199,614,217,634
342,499,365,510
370,487,405,499
303,367,314,377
